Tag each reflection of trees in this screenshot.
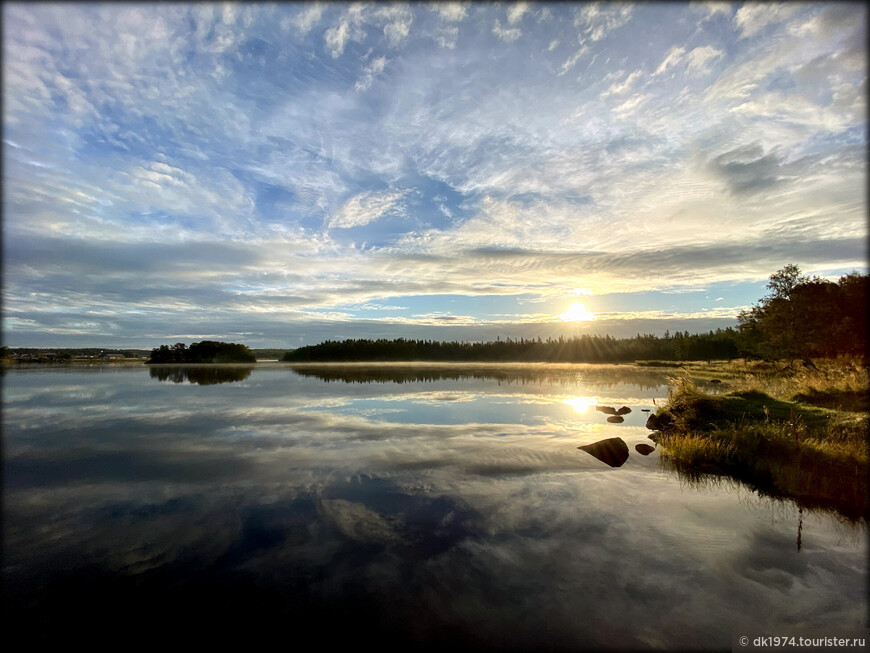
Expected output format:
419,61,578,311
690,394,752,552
290,365,669,390
149,366,252,385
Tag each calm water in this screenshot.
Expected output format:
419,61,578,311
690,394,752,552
2,364,866,649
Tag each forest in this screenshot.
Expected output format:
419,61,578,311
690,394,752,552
282,330,740,363
736,265,866,360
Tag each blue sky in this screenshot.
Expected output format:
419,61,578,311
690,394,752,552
3,2,867,348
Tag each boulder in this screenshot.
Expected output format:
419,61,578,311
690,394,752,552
595,405,618,415
616,406,632,415
606,415,625,423
578,437,629,468
635,443,656,456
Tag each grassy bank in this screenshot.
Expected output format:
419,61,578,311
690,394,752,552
649,359,868,520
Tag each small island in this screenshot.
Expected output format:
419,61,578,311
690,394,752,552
146,340,256,364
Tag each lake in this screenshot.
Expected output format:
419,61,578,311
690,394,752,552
2,363,866,649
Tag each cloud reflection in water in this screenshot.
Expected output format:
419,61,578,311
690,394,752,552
2,366,865,648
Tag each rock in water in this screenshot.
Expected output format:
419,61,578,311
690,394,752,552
635,443,655,455
578,437,629,467
606,415,625,423
595,405,618,415
616,406,632,415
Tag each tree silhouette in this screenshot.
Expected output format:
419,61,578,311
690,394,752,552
147,341,256,364
738,265,867,362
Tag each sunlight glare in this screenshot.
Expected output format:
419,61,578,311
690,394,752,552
563,396,595,414
559,302,596,322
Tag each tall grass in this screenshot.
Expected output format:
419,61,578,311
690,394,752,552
725,358,868,409
653,361,868,521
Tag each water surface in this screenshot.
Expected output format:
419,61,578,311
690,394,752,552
3,364,865,648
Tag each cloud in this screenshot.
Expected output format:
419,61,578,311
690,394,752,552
284,3,325,35
707,143,788,195
600,69,642,97
324,5,368,58
328,190,407,229
492,19,522,43
613,92,651,116
685,45,724,74
733,2,800,39
690,2,732,19
558,45,589,75
654,45,723,76
375,3,414,48
432,24,460,49
384,17,411,47
6,235,261,277
654,46,687,76
324,20,353,58
507,2,531,25
574,2,634,42
355,56,388,91
429,2,469,23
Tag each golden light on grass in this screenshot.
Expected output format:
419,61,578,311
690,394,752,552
559,302,596,322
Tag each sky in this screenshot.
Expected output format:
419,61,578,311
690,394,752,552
2,2,867,349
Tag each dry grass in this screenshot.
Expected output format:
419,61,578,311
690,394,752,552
716,358,867,403
652,359,868,520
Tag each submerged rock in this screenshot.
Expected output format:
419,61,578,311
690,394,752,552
635,443,656,456
606,415,625,423
595,405,618,415
578,437,629,467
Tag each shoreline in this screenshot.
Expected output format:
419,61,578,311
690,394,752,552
646,361,868,521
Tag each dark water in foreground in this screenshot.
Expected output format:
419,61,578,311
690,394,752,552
2,364,866,649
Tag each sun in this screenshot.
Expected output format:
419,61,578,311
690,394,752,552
559,302,596,322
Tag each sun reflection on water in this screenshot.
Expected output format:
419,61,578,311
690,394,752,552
563,396,596,414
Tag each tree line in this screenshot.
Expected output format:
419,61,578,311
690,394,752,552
283,266,866,364
282,330,741,363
